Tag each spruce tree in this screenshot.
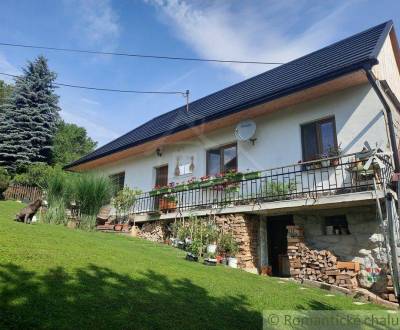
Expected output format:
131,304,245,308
0,56,60,172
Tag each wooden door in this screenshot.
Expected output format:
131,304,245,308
155,165,168,187
267,215,294,276
154,165,168,210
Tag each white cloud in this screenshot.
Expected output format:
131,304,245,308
147,0,357,78
62,109,119,146
66,0,120,48
81,97,101,106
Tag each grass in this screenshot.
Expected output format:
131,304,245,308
0,201,385,329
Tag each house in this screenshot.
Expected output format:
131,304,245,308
66,21,400,302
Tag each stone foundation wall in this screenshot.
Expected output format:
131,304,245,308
214,214,260,270
293,206,384,262
293,206,396,302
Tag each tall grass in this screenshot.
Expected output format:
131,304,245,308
46,168,72,205
42,199,68,225
72,173,114,230
43,169,72,225
44,170,113,230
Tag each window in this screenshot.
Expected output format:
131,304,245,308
109,172,125,192
206,143,237,176
301,117,337,161
324,215,350,235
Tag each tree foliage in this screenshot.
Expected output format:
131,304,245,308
12,163,56,189
0,56,60,172
0,80,13,108
0,167,11,199
52,121,97,166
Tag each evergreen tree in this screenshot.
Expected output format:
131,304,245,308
0,56,60,172
0,80,13,107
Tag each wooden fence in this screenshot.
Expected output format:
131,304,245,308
3,185,43,203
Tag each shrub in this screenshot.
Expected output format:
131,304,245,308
218,232,239,257
188,238,203,257
0,167,10,199
13,163,55,189
264,181,296,198
112,187,142,224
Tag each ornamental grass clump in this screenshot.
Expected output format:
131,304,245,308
43,168,72,225
72,173,114,230
42,198,67,225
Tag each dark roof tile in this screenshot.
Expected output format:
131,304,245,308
66,21,393,169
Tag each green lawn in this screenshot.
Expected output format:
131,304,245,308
0,201,384,329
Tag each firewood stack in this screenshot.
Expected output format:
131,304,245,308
138,221,165,243
287,226,359,290
381,274,398,303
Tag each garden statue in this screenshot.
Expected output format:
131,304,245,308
15,199,42,224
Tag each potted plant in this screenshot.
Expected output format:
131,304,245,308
205,225,219,254
186,238,202,262
328,145,342,166
112,187,142,225
320,153,330,167
159,193,177,212
204,252,217,266
219,232,239,268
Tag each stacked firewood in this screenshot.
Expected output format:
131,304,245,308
287,226,359,290
288,243,359,289
381,274,398,303
138,221,165,243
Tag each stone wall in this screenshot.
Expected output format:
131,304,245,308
293,206,384,262
214,213,260,270
293,206,393,300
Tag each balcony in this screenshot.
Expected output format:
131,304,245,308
132,152,393,216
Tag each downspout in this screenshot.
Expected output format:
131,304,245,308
366,68,400,301
365,68,400,172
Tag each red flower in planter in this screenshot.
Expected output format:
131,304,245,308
200,175,210,181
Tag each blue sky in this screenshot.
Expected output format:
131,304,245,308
0,0,399,146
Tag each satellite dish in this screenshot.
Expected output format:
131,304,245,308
235,120,257,141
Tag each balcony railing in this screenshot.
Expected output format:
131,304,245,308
132,152,393,214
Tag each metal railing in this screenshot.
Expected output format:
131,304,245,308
132,153,393,214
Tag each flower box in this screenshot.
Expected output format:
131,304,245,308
243,171,261,180
212,177,226,185
199,180,215,188
150,187,172,196
225,173,243,183
187,182,200,189
174,184,188,192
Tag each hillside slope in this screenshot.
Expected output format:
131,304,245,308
0,201,382,329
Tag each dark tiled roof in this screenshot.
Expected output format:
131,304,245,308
66,20,393,169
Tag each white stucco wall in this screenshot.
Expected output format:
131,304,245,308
92,83,390,193
372,33,400,101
